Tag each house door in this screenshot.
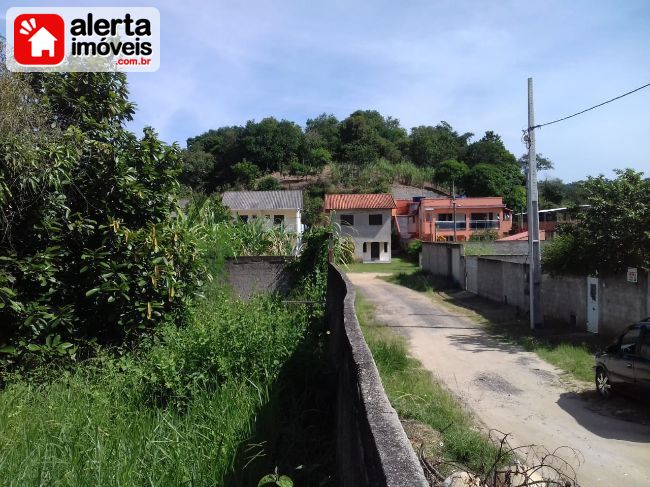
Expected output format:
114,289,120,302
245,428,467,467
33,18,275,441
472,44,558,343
587,276,599,333
370,242,380,261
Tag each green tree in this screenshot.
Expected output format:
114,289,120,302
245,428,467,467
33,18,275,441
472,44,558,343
232,159,261,187
408,122,472,167
337,110,407,165
464,131,517,168
543,169,650,275
539,178,565,208
0,71,204,359
463,163,525,211
518,153,554,172
242,118,304,173
179,149,214,191
256,176,281,191
305,113,340,154
434,159,469,193
185,126,245,190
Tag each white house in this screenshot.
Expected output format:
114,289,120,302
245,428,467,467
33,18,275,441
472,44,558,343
324,193,396,263
222,190,304,234
29,27,57,57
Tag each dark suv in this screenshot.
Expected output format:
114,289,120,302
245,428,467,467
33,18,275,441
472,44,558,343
595,319,650,398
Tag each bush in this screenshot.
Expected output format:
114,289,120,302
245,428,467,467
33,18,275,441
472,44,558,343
0,72,205,368
256,176,281,191
404,239,422,261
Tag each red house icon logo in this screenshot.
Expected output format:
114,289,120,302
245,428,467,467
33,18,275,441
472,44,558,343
14,14,65,66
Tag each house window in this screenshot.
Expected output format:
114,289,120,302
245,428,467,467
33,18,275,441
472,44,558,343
363,242,367,253
384,242,388,253
239,215,248,223
274,215,285,225
425,212,433,222
438,213,453,221
369,214,382,225
340,214,354,226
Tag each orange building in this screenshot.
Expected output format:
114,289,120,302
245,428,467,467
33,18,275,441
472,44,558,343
394,196,513,242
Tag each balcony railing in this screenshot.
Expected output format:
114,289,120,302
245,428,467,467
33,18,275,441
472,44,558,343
435,221,466,230
434,220,500,230
469,219,499,229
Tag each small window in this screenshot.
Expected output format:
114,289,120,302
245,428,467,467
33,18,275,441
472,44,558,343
340,214,354,226
425,212,432,222
384,242,388,253
363,242,367,253
239,215,248,223
369,214,382,225
274,215,285,225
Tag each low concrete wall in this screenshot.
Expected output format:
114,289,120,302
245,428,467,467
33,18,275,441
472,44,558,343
599,270,650,334
225,256,294,299
421,242,464,286
421,245,650,336
327,265,428,487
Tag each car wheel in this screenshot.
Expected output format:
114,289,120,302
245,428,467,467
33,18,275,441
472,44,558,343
596,368,613,398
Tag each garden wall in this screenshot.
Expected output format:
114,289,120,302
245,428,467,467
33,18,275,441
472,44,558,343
225,256,294,299
421,242,650,336
327,265,428,487
225,259,428,485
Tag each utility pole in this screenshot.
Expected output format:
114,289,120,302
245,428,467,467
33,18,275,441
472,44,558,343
452,179,457,242
527,78,543,330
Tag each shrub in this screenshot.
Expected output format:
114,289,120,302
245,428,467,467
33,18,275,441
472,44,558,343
404,239,422,261
256,176,281,191
0,72,205,367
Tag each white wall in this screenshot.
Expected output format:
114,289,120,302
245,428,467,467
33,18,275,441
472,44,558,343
232,209,302,234
332,209,392,263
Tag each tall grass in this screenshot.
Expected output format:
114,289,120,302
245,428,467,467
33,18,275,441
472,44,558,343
0,274,318,485
0,215,336,485
330,159,436,192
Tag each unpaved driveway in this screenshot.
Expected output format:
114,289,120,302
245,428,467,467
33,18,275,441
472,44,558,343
349,272,650,487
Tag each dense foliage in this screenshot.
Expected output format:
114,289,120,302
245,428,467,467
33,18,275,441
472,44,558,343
542,169,649,275
181,111,540,211
0,70,204,366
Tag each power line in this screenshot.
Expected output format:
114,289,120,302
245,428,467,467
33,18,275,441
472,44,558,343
528,82,650,131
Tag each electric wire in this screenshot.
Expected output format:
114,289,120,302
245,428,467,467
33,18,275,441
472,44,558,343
528,82,650,131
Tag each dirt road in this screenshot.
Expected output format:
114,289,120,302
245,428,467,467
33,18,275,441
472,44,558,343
348,272,650,487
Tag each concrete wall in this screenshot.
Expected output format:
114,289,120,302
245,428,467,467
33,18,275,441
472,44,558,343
421,242,464,286
599,270,650,334
225,256,294,299
420,243,650,336
327,265,428,487
541,273,585,327
334,209,393,262
226,259,428,484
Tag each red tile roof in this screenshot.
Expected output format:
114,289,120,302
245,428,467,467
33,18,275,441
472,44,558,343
324,193,397,210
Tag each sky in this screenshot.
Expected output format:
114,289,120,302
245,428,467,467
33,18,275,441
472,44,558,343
2,0,649,182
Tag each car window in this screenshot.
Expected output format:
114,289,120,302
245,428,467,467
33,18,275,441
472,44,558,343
639,332,650,359
620,328,641,355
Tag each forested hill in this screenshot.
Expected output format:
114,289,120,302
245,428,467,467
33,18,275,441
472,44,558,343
180,110,584,223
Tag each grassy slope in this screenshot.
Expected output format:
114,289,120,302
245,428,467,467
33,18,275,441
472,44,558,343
385,270,594,383
0,277,332,486
355,294,498,472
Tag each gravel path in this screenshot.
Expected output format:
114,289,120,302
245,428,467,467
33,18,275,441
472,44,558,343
349,272,650,487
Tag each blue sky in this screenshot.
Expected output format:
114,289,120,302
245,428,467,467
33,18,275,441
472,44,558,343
2,1,650,182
